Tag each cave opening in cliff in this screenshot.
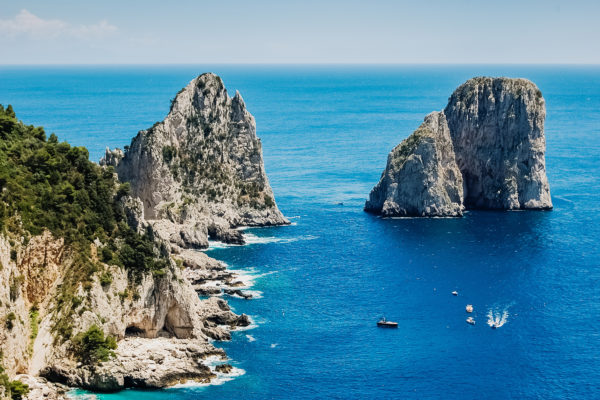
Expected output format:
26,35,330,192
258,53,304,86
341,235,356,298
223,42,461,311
125,325,146,337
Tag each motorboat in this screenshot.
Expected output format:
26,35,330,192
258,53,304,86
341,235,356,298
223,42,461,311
466,304,473,313
452,291,458,296
377,317,398,328
466,317,475,325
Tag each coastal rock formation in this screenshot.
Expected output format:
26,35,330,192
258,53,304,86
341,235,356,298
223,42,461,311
0,73,286,395
444,77,552,209
43,338,227,391
366,77,552,217
364,112,464,217
101,72,288,250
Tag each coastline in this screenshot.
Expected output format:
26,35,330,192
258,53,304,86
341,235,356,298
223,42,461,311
82,226,282,398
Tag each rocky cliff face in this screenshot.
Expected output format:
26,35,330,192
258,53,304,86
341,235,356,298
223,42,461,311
0,73,287,396
101,73,288,249
445,77,552,209
366,77,552,217
0,227,246,395
364,112,464,217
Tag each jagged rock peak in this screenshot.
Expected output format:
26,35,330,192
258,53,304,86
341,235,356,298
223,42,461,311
366,77,552,217
365,112,464,217
101,72,288,250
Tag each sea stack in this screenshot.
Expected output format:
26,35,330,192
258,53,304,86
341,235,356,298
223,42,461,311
365,77,552,217
364,112,464,217
102,73,288,247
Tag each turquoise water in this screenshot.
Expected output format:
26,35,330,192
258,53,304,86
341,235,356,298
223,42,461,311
2,66,600,399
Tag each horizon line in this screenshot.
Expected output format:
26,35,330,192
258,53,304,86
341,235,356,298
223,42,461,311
1,62,600,67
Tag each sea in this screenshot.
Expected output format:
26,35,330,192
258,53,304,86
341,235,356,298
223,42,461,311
1,65,599,399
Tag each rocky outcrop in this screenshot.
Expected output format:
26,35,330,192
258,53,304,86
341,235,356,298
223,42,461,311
43,338,226,391
366,77,552,216
444,77,552,209
364,112,464,217
101,73,288,251
0,84,283,396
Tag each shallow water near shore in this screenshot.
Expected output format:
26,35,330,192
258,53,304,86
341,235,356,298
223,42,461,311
2,65,600,399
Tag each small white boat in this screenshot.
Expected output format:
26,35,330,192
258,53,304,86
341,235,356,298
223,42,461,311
377,317,398,328
466,304,473,313
452,291,458,296
466,317,475,325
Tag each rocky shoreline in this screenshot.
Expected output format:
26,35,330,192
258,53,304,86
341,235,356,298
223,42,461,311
0,74,288,399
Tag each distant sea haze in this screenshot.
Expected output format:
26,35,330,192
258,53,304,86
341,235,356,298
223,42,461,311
2,65,599,399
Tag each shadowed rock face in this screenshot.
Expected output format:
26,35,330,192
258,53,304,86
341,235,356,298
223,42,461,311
365,112,464,217
102,73,288,249
366,77,552,217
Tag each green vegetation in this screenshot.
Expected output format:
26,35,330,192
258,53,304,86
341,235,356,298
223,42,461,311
72,324,117,365
28,307,39,354
5,312,16,330
0,353,29,400
162,145,177,164
391,125,428,169
7,381,29,400
0,105,171,341
99,271,113,286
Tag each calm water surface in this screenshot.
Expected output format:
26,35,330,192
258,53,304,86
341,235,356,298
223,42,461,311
1,65,599,399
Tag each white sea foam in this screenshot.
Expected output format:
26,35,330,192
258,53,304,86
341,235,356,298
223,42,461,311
487,305,512,328
168,367,246,389
66,391,97,400
231,322,259,332
207,233,318,249
202,355,229,366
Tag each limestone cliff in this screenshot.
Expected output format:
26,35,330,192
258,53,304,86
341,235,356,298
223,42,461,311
101,73,288,249
444,77,552,209
366,77,552,217
364,112,464,217
0,90,273,397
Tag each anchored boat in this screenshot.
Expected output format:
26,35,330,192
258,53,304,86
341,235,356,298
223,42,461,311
377,317,398,328
466,317,475,325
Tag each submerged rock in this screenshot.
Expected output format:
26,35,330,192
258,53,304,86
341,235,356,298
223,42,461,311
366,77,552,217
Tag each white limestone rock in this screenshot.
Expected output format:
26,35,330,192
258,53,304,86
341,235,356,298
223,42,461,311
365,112,464,217
101,73,288,249
444,77,552,209
366,77,552,217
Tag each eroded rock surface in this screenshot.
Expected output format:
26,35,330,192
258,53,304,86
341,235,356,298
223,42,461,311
0,73,286,394
365,112,463,217
366,77,552,217
445,77,552,209
101,73,288,251
42,338,227,391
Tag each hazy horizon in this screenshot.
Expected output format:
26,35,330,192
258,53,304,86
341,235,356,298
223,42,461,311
1,0,599,65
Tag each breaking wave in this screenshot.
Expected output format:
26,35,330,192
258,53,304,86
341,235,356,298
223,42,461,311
207,234,318,249
168,367,246,389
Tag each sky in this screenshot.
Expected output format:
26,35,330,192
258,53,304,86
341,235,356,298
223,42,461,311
0,0,599,64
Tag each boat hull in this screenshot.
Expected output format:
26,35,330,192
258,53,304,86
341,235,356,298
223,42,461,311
377,322,398,328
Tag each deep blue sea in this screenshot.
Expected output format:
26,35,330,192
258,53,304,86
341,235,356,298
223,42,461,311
1,65,599,399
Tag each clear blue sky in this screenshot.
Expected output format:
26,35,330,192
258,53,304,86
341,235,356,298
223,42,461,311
1,0,598,64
